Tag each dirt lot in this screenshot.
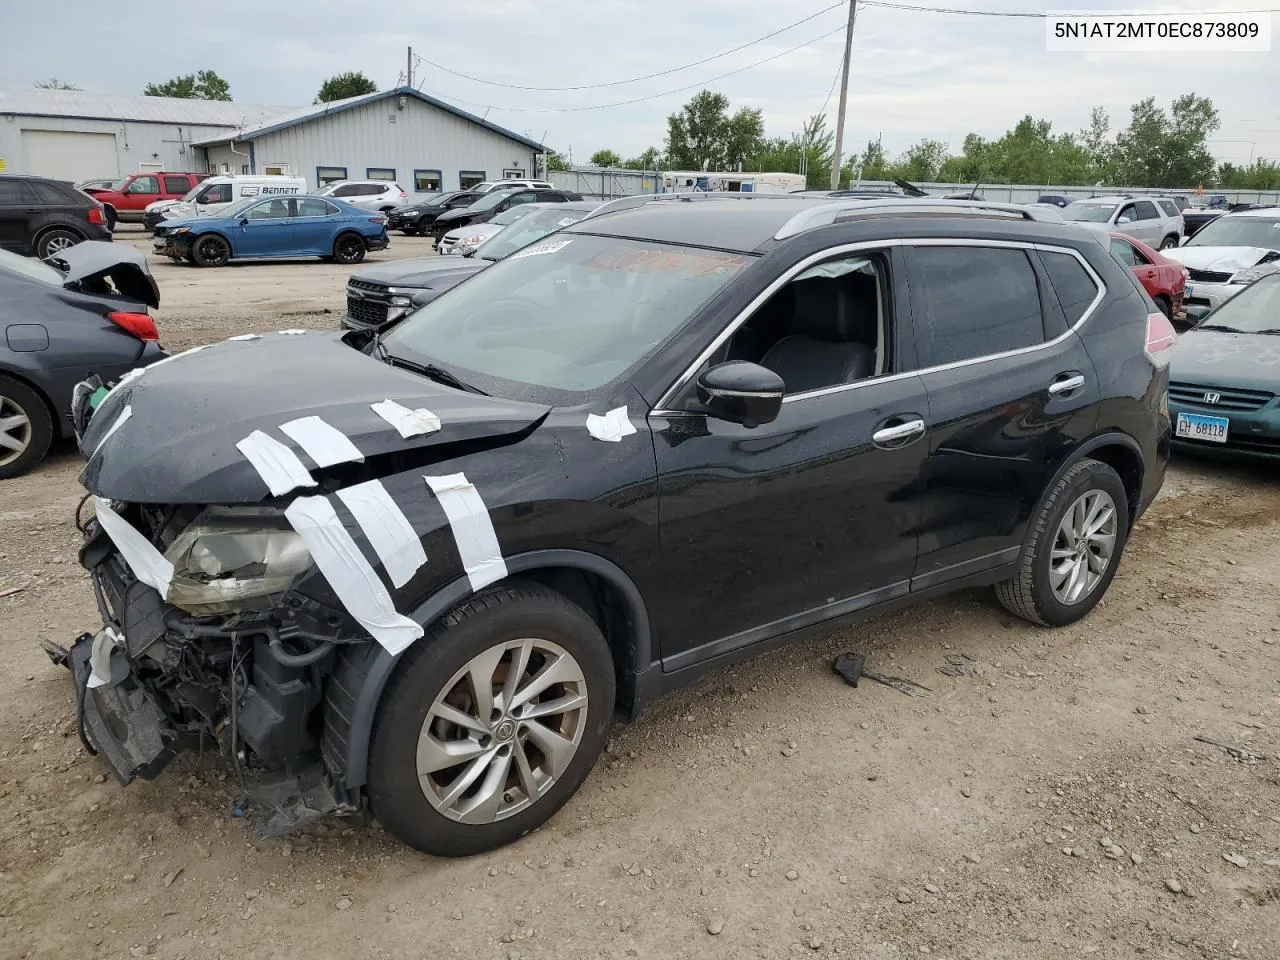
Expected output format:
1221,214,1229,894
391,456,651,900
1,232,1277,960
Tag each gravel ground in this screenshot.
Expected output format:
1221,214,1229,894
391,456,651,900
0,232,1277,960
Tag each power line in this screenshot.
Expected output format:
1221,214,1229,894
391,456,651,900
412,2,845,92
860,1,1280,16
425,26,847,114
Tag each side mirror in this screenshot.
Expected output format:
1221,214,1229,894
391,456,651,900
196,194,211,204
239,217,250,226
695,361,784,428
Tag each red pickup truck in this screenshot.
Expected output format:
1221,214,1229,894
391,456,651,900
83,172,211,226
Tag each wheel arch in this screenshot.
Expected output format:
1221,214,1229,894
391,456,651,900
332,548,655,793
33,222,86,249
0,366,61,439
1061,431,1145,529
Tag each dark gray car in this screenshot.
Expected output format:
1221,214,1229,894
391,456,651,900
0,243,165,478
343,201,602,333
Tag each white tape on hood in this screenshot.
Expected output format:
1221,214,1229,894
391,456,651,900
372,399,442,439
227,333,261,341
279,416,364,468
146,343,213,371
94,497,175,598
236,430,318,497
86,628,123,689
586,406,637,442
425,473,508,592
92,404,132,457
336,480,427,588
284,496,424,654
277,329,308,335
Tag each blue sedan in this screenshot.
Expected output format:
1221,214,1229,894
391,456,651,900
153,195,389,267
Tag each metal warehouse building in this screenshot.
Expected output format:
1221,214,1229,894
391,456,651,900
194,88,545,195
0,90,287,182
1,86,545,196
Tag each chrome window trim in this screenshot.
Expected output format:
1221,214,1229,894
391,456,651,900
649,237,1106,414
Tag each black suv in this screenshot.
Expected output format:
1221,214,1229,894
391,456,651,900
386,190,484,236
0,174,113,259
428,187,582,243
57,195,1171,857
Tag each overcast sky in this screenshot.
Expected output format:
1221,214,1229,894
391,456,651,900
5,0,1278,168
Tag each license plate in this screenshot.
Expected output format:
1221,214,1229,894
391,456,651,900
1176,412,1229,443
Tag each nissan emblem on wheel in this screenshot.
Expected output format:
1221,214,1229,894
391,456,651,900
49,193,1170,856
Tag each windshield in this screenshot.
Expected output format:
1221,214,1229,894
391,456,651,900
470,190,520,212
382,235,751,397
1196,274,1280,332
422,191,461,208
489,205,538,227
1186,215,1280,249
0,248,63,285
478,208,591,261
1063,202,1116,223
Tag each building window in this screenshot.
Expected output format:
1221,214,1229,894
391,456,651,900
240,165,250,175
263,164,290,176
459,170,486,189
367,167,396,181
414,169,443,193
316,166,347,186
502,168,525,179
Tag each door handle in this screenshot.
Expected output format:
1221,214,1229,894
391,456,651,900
1048,374,1086,396
872,418,925,446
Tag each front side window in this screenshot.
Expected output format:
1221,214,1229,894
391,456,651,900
909,246,1045,366
460,170,487,189
1115,205,1137,224
0,181,34,204
383,235,751,398
125,175,159,195
366,167,396,182
199,182,233,204
316,166,347,186
1158,199,1180,217
415,169,443,193
242,198,292,220
1109,237,1149,267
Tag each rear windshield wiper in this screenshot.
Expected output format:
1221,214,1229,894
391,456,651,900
1196,324,1243,333
379,349,488,395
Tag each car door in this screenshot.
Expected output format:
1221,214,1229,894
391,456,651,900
232,197,296,256
1109,235,1158,297
1130,200,1162,246
0,179,39,251
293,197,341,255
121,174,161,213
904,241,1100,587
650,245,928,670
1112,203,1139,239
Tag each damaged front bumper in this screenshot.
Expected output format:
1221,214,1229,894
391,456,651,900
52,516,364,830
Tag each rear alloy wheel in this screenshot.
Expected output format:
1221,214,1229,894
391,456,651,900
368,583,615,857
1159,235,1179,250
333,233,366,265
0,376,54,480
36,228,82,260
192,234,231,267
995,458,1129,627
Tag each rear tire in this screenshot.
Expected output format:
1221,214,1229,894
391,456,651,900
995,458,1129,627
333,233,366,265
368,582,615,857
191,234,230,267
0,375,54,480
1159,235,1179,250
1155,295,1173,320
36,228,83,260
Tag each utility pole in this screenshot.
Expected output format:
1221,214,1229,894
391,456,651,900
829,0,857,190
406,47,413,89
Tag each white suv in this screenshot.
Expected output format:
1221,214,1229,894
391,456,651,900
317,180,408,212
1062,195,1184,250
473,179,554,194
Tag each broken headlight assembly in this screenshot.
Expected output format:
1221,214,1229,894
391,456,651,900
164,507,313,615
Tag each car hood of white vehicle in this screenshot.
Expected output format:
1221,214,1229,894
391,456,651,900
1163,246,1276,273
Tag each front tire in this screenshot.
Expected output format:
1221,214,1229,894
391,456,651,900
191,234,230,267
0,375,54,480
333,233,366,264
368,582,615,857
995,458,1129,627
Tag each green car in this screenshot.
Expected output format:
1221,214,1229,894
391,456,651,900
1168,270,1280,461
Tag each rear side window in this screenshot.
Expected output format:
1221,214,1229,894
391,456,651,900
1133,200,1159,220
909,246,1045,366
1157,199,1179,217
1040,251,1101,325
0,180,35,204
163,175,190,194
31,181,79,204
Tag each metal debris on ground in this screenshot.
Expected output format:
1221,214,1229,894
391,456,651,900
937,653,977,677
1193,735,1267,763
0,585,27,599
833,652,931,697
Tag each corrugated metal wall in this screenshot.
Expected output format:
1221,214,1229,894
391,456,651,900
0,116,234,178
239,98,540,196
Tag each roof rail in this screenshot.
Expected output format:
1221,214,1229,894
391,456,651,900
580,190,807,221
773,198,1065,240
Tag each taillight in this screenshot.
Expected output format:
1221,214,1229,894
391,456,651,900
87,206,105,225
109,311,159,342
1145,311,1176,367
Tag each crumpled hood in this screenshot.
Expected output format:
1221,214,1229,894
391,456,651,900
1163,246,1277,273
351,257,485,288
47,240,159,308
1171,330,1280,385
79,331,550,504
434,208,484,228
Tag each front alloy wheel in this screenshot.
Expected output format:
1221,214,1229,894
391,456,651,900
1048,489,1117,605
367,582,615,857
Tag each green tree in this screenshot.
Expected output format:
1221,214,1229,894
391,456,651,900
544,150,570,172
892,139,950,182
144,70,232,101
589,149,623,168
749,114,834,189
1079,106,1114,182
1216,158,1280,190
1111,94,1219,187
624,147,664,170
849,139,889,182
315,71,377,104
664,90,763,170
33,78,79,90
